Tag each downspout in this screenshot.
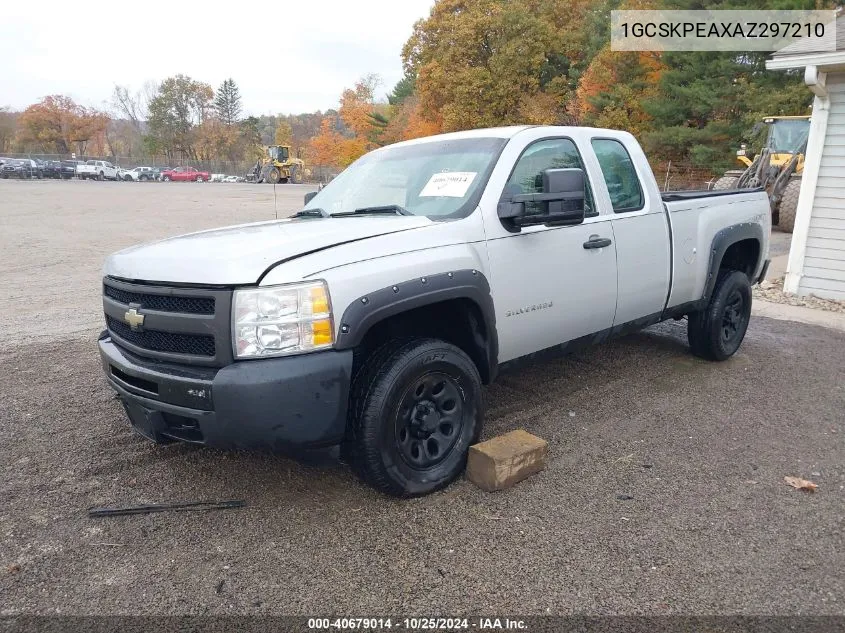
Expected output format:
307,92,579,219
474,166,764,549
784,65,830,294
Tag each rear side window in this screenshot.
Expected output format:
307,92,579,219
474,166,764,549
591,139,644,213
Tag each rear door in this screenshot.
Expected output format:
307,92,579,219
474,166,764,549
589,136,670,325
482,135,618,363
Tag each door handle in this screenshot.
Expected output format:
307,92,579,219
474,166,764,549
583,236,612,249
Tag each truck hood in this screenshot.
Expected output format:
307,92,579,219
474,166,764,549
104,216,433,285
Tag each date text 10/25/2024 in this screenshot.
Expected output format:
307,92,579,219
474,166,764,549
307,618,528,630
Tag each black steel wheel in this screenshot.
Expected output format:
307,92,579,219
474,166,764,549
688,270,752,361
347,338,483,497
395,372,465,470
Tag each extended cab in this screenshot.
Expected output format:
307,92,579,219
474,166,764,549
98,126,770,496
77,160,119,181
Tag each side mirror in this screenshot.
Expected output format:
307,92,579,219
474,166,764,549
497,167,586,229
304,191,318,205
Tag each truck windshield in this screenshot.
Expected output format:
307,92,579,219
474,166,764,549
303,137,508,219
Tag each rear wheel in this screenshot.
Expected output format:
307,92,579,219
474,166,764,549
688,270,752,361
346,338,483,497
196,175,204,183
162,175,171,182
777,178,801,233
98,171,104,181
712,175,739,190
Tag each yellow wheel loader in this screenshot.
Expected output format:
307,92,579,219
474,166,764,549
257,145,305,184
712,116,810,233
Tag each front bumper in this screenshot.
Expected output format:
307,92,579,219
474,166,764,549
99,334,353,451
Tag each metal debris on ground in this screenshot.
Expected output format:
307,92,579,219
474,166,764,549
88,500,246,518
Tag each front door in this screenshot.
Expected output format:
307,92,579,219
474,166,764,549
484,138,618,363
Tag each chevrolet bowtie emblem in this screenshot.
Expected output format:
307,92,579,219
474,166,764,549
124,308,145,330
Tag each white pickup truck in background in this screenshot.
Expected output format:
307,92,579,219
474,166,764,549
77,160,119,181
98,125,771,496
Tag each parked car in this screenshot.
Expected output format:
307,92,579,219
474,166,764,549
41,160,64,179
98,125,771,497
59,160,79,179
77,160,119,181
121,166,160,182
1,159,43,179
160,166,210,182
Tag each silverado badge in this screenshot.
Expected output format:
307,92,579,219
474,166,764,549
124,308,145,330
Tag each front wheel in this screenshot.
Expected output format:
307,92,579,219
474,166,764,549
688,270,752,361
346,338,483,497
289,164,303,184
162,175,171,182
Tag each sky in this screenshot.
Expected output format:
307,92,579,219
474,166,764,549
0,0,434,115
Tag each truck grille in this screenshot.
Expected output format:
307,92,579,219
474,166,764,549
103,277,233,366
106,316,216,357
104,285,215,314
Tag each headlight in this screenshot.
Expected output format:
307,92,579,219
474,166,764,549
233,281,334,359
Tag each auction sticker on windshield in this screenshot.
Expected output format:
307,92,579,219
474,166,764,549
420,172,477,197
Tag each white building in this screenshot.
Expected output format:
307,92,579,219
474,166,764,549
767,16,845,300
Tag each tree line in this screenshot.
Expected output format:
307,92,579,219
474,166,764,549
0,0,825,172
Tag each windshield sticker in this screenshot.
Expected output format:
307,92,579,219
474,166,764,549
419,172,477,197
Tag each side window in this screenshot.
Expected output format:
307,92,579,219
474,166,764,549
591,139,644,213
504,138,596,217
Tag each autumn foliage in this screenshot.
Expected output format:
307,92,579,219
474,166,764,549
17,96,109,155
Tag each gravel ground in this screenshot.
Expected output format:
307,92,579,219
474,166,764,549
1,180,844,616
755,278,845,314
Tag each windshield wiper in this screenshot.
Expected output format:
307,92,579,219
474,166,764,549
331,205,413,217
292,208,329,218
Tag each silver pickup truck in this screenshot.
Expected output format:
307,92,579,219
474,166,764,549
99,125,771,496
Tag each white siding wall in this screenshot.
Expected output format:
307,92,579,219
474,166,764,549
799,73,845,299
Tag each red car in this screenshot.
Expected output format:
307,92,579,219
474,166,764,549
160,166,210,182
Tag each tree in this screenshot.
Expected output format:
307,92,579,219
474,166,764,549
641,0,819,166
402,0,594,131
16,95,109,154
214,78,242,126
274,119,292,146
0,108,18,153
111,85,148,134
387,71,416,105
146,75,214,159
574,47,664,139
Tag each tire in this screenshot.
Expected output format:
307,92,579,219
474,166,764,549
266,167,281,184
346,338,483,497
196,175,204,183
162,175,171,182
688,270,752,361
777,178,801,234
712,175,739,190
98,171,104,181
124,175,132,182
289,164,303,184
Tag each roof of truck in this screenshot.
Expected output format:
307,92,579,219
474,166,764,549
395,126,534,146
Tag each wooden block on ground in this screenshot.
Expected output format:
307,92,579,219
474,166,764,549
466,429,548,492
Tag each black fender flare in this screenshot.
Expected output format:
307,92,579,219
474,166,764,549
703,222,764,301
334,269,498,378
